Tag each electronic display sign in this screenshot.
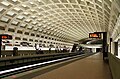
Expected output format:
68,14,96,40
89,33,101,38
0,34,12,39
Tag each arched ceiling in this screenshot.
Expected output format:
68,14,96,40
0,0,119,43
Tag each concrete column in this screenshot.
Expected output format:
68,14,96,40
92,48,96,53
102,32,108,59
114,42,118,56
111,42,115,55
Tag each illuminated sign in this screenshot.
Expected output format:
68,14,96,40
89,33,101,38
0,34,12,39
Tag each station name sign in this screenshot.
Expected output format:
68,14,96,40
0,34,12,39
89,33,101,38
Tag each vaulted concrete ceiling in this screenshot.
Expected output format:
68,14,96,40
0,0,119,43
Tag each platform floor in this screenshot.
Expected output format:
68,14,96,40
32,53,112,79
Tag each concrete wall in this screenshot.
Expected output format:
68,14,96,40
108,53,120,79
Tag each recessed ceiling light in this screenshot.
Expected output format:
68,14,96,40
30,2,34,4
21,23,26,27
24,12,29,15
6,11,15,16
38,0,41,2
12,20,18,24
1,1,10,6
32,22,37,24
12,0,17,2
31,9,35,12
109,0,112,2
22,4,27,7
98,0,102,2
0,16,9,22
31,16,36,18
0,7,4,12
14,7,20,11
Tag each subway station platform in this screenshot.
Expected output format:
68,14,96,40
0,0,120,79
31,53,112,79
5,53,112,79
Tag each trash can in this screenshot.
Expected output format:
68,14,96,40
13,47,18,56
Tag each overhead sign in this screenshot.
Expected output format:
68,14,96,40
0,34,12,39
89,33,101,38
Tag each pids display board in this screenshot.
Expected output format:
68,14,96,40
0,34,12,39
89,33,101,38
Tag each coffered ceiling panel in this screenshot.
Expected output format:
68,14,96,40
0,0,118,42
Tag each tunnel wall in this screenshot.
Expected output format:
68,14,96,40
108,52,120,79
